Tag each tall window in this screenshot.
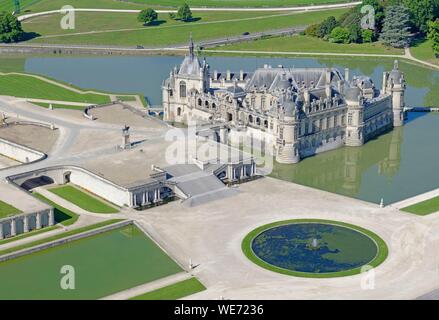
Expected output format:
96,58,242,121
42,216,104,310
179,81,187,98
347,113,353,125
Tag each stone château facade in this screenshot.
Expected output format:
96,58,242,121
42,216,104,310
163,37,406,164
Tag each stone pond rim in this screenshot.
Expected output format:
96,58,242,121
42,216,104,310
241,219,389,278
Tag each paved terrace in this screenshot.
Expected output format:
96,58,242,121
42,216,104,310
1,95,439,299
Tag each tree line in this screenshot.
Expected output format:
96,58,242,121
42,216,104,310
304,0,439,56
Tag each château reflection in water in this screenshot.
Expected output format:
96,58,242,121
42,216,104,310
271,112,439,205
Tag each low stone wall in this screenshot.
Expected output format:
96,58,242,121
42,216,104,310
0,138,46,164
7,165,131,207
0,220,132,263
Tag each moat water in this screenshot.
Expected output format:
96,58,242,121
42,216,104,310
20,55,439,204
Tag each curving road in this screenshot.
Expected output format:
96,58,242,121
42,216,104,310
17,1,362,21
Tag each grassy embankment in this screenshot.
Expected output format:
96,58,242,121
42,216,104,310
211,34,404,55
11,0,353,14
0,73,111,104
401,196,439,216
0,200,21,219
49,185,119,214
130,277,206,300
22,9,349,46
411,39,439,66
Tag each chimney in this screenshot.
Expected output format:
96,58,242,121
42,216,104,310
304,89,310,104
239,70,244,81
325,84,332,98
344,68,350,82
226,70,231,81
214,70,218,80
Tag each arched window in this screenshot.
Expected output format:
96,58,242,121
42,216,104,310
177,107,182,116
264,120,268,128
212,103,216,109
248,115,253,123
256,117,261,126
179,81,187,98
205,100,209,108
197,98,202,106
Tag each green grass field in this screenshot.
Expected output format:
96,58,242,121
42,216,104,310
0,224,182,299
411,39,439,66
10,0,351,14
401,196,439,216
0,74,111,104
31,101,86,110
215,34,404,55
49,185,119,213
23,9,348,46
33,193,79,225
0,200,21,219
131,277,206,300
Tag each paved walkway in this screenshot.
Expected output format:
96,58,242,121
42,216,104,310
392,187,439,210
18,2,361,21
101,271,192,300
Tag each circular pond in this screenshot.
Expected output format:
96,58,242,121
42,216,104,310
242,219,388,278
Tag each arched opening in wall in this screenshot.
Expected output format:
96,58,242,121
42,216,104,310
21,176,55,191
177,107,182,116
248,115,253,123
264,120,268,128
198,98,202,106
205,101,209,108
226,112,233,122
217,170,227,180
256,117,261,126
212,103,216,110
179,81,187,98
63,171,71,184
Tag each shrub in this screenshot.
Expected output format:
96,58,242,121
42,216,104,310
330,26,351,44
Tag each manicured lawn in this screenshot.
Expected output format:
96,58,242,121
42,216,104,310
0,200,21,219
242,219,388,278
130,277,206,300
0,74,111,104
411,39,439,66
24,9,348,46
401,196,439,216
216,34,404,55
20,0,351,13
0,224,182,299
33,193,79,225
0,219,123,256
49,185,119,213
32,101,86,110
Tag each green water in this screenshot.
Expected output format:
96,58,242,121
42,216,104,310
271,113,439,204
3,54,438,203
0,225,182,300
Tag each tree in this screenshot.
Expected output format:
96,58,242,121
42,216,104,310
403,0,439,34
348,23,363,43
0,12,24,43
304,24,320,37
379,5,412,48
330,26,350,43
177,3,193,22
318,16,338,38
137,8,158,25
362,29,374,43
428,19,439,57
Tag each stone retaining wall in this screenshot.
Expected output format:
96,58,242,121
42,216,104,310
0,220,132,263
0,138,46,164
